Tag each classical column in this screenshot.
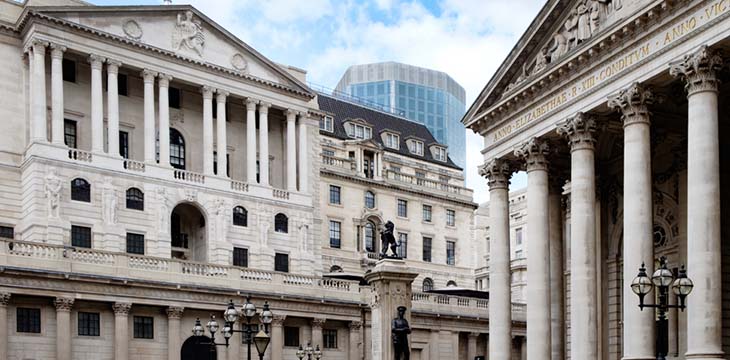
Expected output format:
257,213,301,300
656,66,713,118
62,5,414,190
286,109,297,191
158,74,172,167
0,293,10,360
548,178,565,360
89,54,105,153
202,86,215,175
349,321,363,360
311,318,325,349
50,44,66,145
31,40,48,143
54,297,74,360
557,112,598,360
478,159,512,360
166,307,184,360
113,302,132,360
245,98,257,183
142,70,157,163
107,60,122,156
669,45,725,360
297,114,309,193
271,315,286,360
515,137,551,360
258,102,270,186
467,332,479,360
216,90,229,177
608,82,655,360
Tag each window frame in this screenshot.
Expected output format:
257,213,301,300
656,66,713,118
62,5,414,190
16,307,41,333
397,232,408,258
274,213,288,233
0,225,14,239
168,87,181,109
397,199,408,218
71,225,92,248
364,221,376,253
329,185,341,205
233,247,248,267
384,133,400,149
422,236,432,262
320,116,334,132
233,206,248,227
274,253,289,273
446,209,456,227
64,119,77,149
422,278,434,292
133,316,154,339
329,220,341,249
364,191,376,209
126,232,145,255
422,204,433,223
70,178,90,202
169,128,186,170
119,130,130,159
446,240,456,266
62,58,76,83
77,312,100,337
284,326,300,347
125,188,144,211
323,328,338,349
409,140,424,156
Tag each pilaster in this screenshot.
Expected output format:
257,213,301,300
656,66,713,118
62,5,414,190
54,297,75,360
216,90,229,177
88,54,106,153
157,73,173,167
167,306,184,360
0,293,10,360
113,302,132,360
141,69,157,163
50,43,66,145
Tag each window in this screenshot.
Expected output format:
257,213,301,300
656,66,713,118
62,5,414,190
16,308,41,333
329,221,341,248
446,209,456,227
364,221,376,253
397,199,408,218
233,206,248,227
126,188,144,210
446,280,458,287
213,151,230,177
422,237,432,262
133,316,154,339
233,247,248,267
409,140,424,155
118,74,128,96
169,87,181,109
323,329,338,349
64,119,77,148
274,253,289,273
323,149,335,157
0,225,14,239
364,191,375,209
433,147,447,161
329,265,343,273
62,59,76,83
329,185,341,205
126,233,145,255
274,213,288,233
446,240,456,266
346,123,372,139
71,225,92,248
422,205,432,222
397,233,408,258
71,178,90,202
78,312,100,336
169,129,185,170
515,228,523,245
422,278,434,292
320,116,334,132
384,133,399,149
119,131,129,159
284,326,299,347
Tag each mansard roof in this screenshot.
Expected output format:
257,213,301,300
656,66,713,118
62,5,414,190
318,94,462,171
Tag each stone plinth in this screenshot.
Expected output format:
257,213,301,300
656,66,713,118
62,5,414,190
364,258,418,360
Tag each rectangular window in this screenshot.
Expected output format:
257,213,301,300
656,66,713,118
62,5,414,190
62,59,76,83
320,116,334,132
434,147,447,161
446,209,455,227
78,312,100,336
0,225,14,239
329,185,341,205
329,221,341,249
64,119,77,148
233,247,248,267
119,131,129,159
397,199,408,218
323,329,338,349
16,308,41,333
323,149,335,157
126,233,145,255
385,133,399,149
284,326,299,347
133,316,154,339
422,205,432,222
446,240,456,266
397,233,408,258
169,87,181,109
409,140,424,155
71,225,92,248
515,228,523,245
275,253,289,273
118,73,128,96
422,237,432,262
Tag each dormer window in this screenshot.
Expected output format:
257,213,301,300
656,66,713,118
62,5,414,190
320,116,334,132
345,122,372,140
433,147,447,162
384,133,400,149
408,140,424,156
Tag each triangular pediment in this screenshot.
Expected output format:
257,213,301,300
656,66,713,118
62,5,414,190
28,5,312,96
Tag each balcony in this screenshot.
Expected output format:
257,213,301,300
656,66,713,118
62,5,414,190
410,291,526,322
384,169,473,200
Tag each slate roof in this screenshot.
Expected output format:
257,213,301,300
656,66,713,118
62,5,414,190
317,94,462,170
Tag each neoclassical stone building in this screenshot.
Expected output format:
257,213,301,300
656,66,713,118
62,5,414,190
464,0,730,359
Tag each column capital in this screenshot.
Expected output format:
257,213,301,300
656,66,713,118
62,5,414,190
311,317,326,329
54,297,75,312
141,69,157,83
201,86,215,99
468,332,480,338
215,90,229,102
556,112,597,151
514,137,549,172
669,45,724,95
478,158,513,190
0,292,10,307
166,306,184,319
245,98,258,110
272,314,287,326
50,44,66,59
349,320,362,330
106,59,122,73
158,73,173,87
285,109,297,119
88,54,106,69
112,302,132,316
258,102,271,113
608,82,653,127
30,38,49,52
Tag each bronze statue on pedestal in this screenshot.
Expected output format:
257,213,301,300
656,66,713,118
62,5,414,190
392,306,411,360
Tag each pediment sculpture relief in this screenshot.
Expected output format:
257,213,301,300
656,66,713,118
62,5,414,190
172,11,205,57
231,53,249,73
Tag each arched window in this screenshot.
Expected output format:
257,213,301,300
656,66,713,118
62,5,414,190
329,265,343,273
233,206,248,227
274,213,288,233
364,221,376,252
71,178,90,202
364,191,376,209
170,128,186,170
446,280,458,287
125,188,144,210
422,278,434,292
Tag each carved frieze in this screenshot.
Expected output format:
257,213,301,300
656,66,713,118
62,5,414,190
44,167,62,219
172,11,205,57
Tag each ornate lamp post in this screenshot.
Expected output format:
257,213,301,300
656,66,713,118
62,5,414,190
631,256,694,360
296,342,322,360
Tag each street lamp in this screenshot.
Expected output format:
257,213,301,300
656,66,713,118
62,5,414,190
296,342,322,360
631,256,694,360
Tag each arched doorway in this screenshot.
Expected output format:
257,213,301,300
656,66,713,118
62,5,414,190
181,336,216,360
171,203,207,262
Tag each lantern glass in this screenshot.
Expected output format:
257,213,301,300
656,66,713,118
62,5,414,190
224,301,239,323
672,274,694,296
192,318,205,336
652,266,674,287
631,273,653,296
223,325,233,339
243,298,257,319
207,316,219,334
314,344,322,359
261,302,273,325
253,330,270,355
296,345,305,359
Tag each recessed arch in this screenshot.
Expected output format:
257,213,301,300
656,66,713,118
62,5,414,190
181,335,216,360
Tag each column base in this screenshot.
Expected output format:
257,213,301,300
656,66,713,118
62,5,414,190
686,352,726,360
622,357,656,360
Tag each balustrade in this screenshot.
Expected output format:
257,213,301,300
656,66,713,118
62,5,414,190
272,189,290,199
384,169,467,195
321,154,354,171
67,148,93,162
173,169,205,183
123,159,145,172
230,180,249,192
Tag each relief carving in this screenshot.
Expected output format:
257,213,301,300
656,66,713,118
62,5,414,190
157,187,169,234
213,199,228,242
101,177,118,225
173,11,205,57
44,167,62,219
122,19,143,40
231,53,249,72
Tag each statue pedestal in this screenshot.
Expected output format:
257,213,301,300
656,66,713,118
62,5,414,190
364,258,418,360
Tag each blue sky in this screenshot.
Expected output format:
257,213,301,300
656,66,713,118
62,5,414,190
91,0,542,202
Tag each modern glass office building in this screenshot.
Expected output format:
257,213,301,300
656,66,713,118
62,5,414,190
334,62,467,170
